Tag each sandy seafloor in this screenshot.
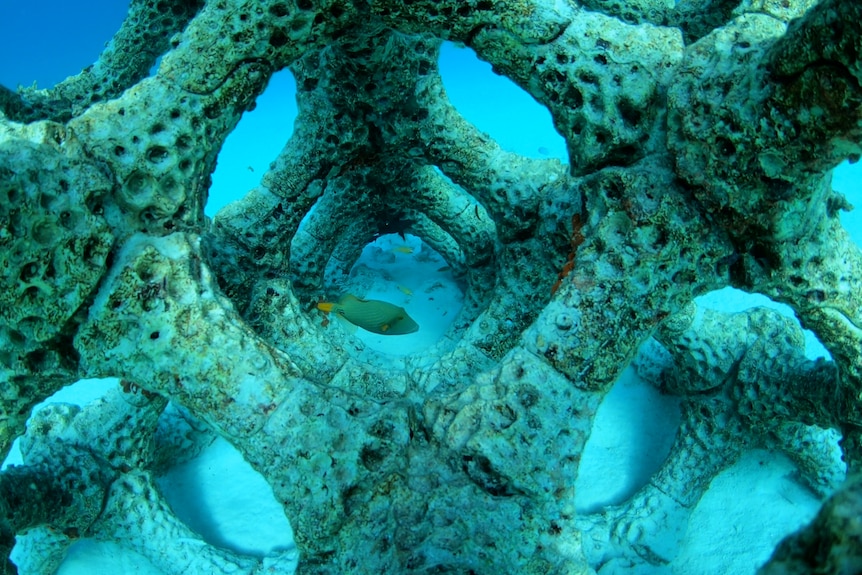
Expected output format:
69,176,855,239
1,3,861,573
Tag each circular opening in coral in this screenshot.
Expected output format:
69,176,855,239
205,69,297,217
320,233,464,356
695,287,831,360
157,423,296,559
575,361,681,514
439,41,567,161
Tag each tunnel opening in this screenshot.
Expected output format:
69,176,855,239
205,68,298,218
438,41,568,162
320,232,465,356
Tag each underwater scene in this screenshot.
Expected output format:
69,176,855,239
1,0,861,574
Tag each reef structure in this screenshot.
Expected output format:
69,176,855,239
1,0,861,573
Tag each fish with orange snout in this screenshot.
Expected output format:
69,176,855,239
317,294,419,335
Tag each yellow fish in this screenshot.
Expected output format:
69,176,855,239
392,246,414,254
396,285,413,296
317,294,419,335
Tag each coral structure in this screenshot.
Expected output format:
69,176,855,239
1,0,861,573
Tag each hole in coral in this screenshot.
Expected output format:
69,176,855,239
206,68,297,217
575,364,681,514
30,220,59,245
269,29,289,48
145,146,170,164
833,159,862,248
157,430,296,558
695,287,830,360
438,42,567,161
18,261,41,282
269,3,289,17
175,135,191,151
319,233,464,357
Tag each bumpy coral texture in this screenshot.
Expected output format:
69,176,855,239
1,0,861,573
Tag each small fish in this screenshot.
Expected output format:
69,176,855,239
393,245,414,254
538,146,550,156
317,294,418,335
437,266,451,273
247,166,254,172
397,285,413,296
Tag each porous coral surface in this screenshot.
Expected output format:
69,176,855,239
1,0,861,573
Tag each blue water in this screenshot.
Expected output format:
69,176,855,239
0,1,129,90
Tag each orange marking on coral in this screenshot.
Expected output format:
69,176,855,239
551,213,585,296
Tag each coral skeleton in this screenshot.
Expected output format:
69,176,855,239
1,0,861,573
